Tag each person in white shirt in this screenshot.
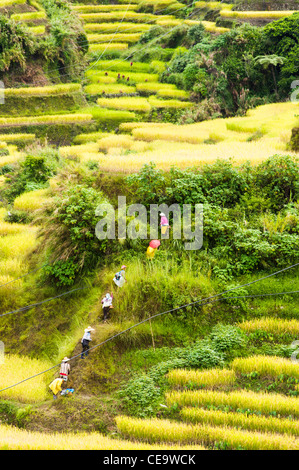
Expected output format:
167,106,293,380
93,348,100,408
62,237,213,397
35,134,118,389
81,326,95,359
59,357,70,382
101,293,113,322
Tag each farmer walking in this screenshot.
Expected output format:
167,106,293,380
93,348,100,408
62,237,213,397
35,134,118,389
81,326,95,359
113,265,127,288
59,357,70,383
101,292,113,322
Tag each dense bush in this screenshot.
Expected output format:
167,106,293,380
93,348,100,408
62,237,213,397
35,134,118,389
0,15,36,73
126,156,299,275
40,184,109,277
0,147,61,203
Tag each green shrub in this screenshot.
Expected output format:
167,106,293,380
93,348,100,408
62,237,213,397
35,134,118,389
0,147,60,202
40,184,110,271
44,259,80,287
0,14,36,72
209,324,247,352
254,154,299,210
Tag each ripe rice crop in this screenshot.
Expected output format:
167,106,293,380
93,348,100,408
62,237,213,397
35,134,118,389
0,355,55,403
73,132,111,144
85,83,136,95
148,96,192,108
4,84,82,97
119,121,173,131
88,43,129,53
166,389,299,418
157,88,190,99
200,20,229,33
90,60,151,73
28,25,46,35
59,142,100,158
0,0,26,5
97,96,151,112
156,18,181,26
136,82,177,94
86,33,141,43
79,106,136,124
238,318,299,337
78,12,161,23
0,114,93,127
195,1,233,10
0,219,31,236
181,408,299,437
231,356,299,380
0,232,37,259
72,4,138,12
0,133,35,143
0,257,26,278
167,368,236,388
0,424,204,450
85,70,159,84
13,188,52,212
220,10,298,18
85,75,117,84
84,22,151,33
98,134,135,151
91,60,151,74
116,415,299,450
11,11,46,22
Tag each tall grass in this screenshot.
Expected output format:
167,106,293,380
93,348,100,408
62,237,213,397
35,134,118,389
166,389,299,418
116,415,299,450
167,368,236,388
181,408,299,437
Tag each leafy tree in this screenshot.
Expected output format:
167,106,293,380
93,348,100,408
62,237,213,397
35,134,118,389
254,54,286,98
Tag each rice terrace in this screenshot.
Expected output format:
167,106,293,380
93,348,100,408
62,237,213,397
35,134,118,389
0,0,299,456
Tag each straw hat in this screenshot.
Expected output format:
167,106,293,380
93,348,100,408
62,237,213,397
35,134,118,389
86,326,95,332
62,357,69,362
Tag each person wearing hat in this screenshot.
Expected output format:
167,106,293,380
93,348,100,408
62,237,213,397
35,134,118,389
101,292,114,322
49,377,64,400
160,213,169,236
59,357,70,382
81,326,95,359
113,265,127,288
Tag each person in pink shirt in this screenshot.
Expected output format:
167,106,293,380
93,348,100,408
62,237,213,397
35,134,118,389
160,212,169,235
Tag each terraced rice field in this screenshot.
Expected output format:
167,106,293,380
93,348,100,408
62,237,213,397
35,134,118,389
115,352,299,450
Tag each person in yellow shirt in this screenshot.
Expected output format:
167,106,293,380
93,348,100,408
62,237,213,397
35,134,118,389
49,378,64,399
146,245,156,259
